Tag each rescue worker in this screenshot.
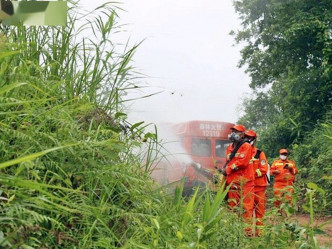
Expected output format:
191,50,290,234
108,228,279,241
270,149,298,214
224,124,254,236
245,130,268,237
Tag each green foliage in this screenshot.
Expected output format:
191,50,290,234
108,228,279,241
234,0,332,215
292,113,332,214
234,0,332,88
0,2,154,248
234,0,332,151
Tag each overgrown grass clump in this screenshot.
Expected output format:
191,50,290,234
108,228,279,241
0,2,324,249
0,3,154,247
291,112,332,215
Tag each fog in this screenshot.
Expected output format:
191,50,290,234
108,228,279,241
148,123,193,187
80,0,251,125
121,0,251,124
79,0,249,187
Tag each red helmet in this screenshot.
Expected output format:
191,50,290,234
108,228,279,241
245,129,257,138
230,124,246,132
279,149,289,154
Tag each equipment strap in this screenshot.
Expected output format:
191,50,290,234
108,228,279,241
254,149,261,159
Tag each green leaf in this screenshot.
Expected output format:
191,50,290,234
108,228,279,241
152,218,160,230
202,194,211,223
115,112,127,119
0,82,27,95
0,143,81,170
0,51,20,59
130,121,144,132
307,182,325,194
181,188,199,228
318,219,332,229
323,134,332,140
173,179,184,206
144,132,157,140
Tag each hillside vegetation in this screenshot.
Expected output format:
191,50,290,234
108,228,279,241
0,1,330,248
233,0,332,215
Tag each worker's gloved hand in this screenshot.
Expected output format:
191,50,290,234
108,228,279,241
255,169,262,177
283,164,289,169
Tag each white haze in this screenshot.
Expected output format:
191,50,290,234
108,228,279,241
145,123,193,186
79,1,249,186
80,0,251,125
156,123,192,164
119,0,251,124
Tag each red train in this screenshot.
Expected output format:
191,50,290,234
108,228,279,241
150,120,234,194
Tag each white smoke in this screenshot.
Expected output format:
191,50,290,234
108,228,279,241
143,122,193,188
156,123,192,163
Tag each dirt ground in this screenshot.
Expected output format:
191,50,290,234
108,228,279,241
291,214,332,248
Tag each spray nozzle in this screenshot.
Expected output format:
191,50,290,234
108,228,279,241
191,162,201,170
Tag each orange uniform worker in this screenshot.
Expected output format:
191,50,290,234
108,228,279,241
224,125,254,234
270,149,298,211
245,130,269,237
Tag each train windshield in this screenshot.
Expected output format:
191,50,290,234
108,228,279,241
215,140,230,157
191,138,211,157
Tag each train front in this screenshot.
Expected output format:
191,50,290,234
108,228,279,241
171,121,234,195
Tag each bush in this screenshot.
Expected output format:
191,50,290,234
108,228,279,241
292,112,332,214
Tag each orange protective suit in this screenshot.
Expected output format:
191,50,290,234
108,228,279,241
225,141,254,234
270,158,298,211
250,147,268,236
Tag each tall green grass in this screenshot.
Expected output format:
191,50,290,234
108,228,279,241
0,2,152,248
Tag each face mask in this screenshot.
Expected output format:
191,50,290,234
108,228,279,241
228,132,241,142
280,155,287,160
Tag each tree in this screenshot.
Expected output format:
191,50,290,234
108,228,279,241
233,0,332,154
